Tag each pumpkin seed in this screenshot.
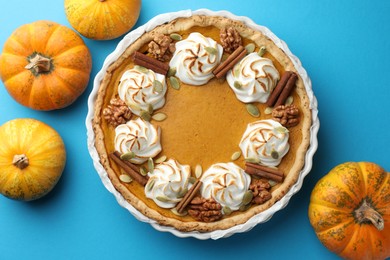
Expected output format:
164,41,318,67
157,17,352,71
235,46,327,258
119,174,133,183
140,166,148,176
231,151,241,161
242,190,254,206
167,67,176,77
171,208,188,216
271,150,279,159
134,65,149,73
285,96,294,106
222,206,232,216
127,101,141,112
245,43,255,53
233,81,242,89
204,46,218,55
188,176,197,184
245,157,260,164
246,103,260,117
169,76,181,90
147,103,154,114
170,33,182,41
264,107,273,115
148,157,154,173
275,126,289,134
145,179,155,192
154,155,167,164
195,164,203,179
239,203,251,212
156,196,171,203
257,46,266,57
268,180,278,187
233,65,241,77
153,80,164,93
120,151,135,161
140,110,151,121
152,112,167,122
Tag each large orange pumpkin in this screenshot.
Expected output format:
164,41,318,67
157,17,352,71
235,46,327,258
64,0,142,40
309,162,390,260
0,20,92,110
0,119,66,201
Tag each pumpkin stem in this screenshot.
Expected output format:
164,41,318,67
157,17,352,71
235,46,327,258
354,199,384,231
25,53,52,74
12,154,29,170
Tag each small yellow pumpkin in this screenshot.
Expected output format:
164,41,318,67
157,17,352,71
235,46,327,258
0,20,92,110
64,0,142,40
309,162,390,260
0,119,66,201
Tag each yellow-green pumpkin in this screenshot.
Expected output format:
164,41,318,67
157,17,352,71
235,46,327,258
64,0,142,40
0,118,66,201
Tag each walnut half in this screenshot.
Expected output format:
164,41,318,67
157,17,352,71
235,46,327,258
272,104,300,128
250,179,272,205
148,34,176,61
188,197,223,222
103,98,132,127
220,27,242,54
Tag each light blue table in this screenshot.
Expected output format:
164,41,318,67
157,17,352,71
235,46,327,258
1,1,389,259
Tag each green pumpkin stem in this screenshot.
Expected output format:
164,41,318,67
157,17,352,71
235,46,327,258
25,53,51,74
12,154,29,170
354,199,384,231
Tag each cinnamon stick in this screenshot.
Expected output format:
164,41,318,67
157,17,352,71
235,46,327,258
213,46,247,79
245,162,284,183
113,151,139,172
133,51,169,75
176,180,202,213
109,152,148,186
274,72,298,107
266,71,293,107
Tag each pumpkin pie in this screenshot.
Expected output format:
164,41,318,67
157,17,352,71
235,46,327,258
88,11,317,236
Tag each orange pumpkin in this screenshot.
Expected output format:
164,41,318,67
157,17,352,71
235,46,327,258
0,20,92,110
0,118,66,201
64,0,142,40
309,162,390,260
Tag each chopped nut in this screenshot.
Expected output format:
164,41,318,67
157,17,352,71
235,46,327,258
250,178,272,205
220,27,242,53
103,98,132,127
272,104,300,127
148,34,176,61
253,190,272,204
188,197,223,222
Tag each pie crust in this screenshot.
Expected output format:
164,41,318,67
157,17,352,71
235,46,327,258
87,10,319,238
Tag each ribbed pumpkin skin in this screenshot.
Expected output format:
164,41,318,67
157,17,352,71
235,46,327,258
309,162,390,260
0,20,92,110
64,0,141,40
0,119,66,201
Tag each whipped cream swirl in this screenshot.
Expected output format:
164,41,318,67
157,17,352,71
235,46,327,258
226,52,280,103
169,32,223,85
118,67,167,116
239,119,289,167
145,159,191,208
114,118,162,164
201,162,251,211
